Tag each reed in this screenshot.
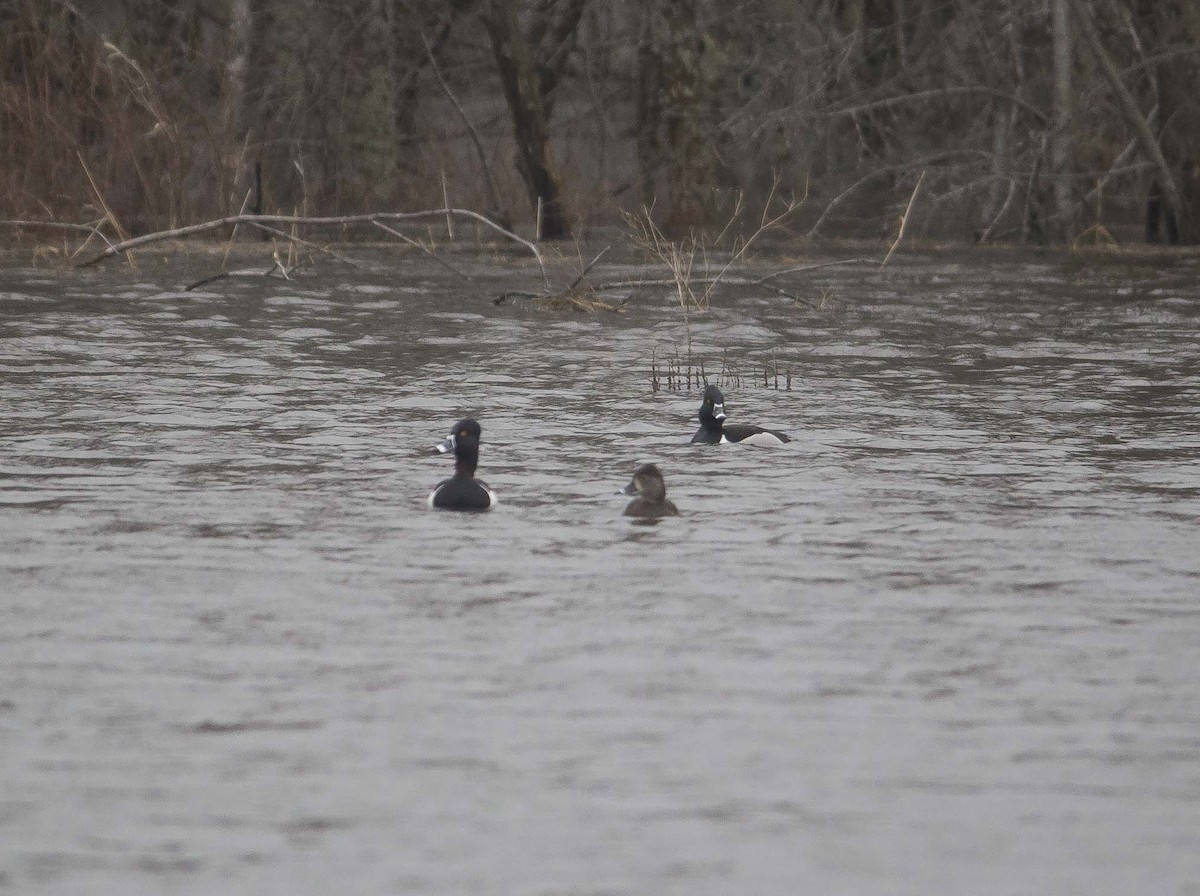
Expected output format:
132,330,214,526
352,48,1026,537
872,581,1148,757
0,1,244,231
649,346,792,393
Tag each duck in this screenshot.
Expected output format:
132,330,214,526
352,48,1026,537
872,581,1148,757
691,384,790,446
620,464,679,517
428,418,497,511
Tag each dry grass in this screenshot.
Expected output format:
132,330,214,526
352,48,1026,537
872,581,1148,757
627,178,807,311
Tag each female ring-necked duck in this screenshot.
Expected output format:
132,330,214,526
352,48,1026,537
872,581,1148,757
691,384,790,446
428,418,497,511
620,463,679,517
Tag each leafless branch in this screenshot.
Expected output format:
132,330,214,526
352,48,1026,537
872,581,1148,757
371,220,472,281
826,85,1049,127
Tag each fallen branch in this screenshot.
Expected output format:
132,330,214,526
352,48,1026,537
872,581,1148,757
492,245,620,312
76,208,547,280
494,290,625,312
756,258,879,282
882,169,925,267
184,271,230,291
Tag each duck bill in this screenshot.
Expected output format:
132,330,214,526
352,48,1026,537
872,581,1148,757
713,403,727,422
619,481,637,496
435,435,456,454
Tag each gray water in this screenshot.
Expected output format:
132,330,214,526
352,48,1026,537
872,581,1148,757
2,250,1199,895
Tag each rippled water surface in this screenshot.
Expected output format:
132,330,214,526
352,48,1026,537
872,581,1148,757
2,249,1199,894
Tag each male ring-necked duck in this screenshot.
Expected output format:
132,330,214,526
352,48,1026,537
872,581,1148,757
620,463,679,517
691,384,790,446
428,418,497,511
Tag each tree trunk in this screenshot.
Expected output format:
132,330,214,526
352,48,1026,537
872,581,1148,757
1072,0,1193,242
636,0,719,234
390,0,474,172
1051,0,1074,239
243,0,312,213
635,7,663,210
1134,0,1200,243
480,0,573,240
338,0,399,207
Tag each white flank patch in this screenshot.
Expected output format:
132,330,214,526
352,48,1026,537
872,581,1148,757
735,431,786,447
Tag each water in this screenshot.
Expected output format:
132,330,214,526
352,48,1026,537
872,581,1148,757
2,249,1199,894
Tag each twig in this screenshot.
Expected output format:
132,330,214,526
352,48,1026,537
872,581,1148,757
712,190,745,247
222,187,255,270
268,253,291,281
701,180,807,304
441,171,454,239
882,169,925,267
565,245,610,293
1,219,117,252
76,150,132,264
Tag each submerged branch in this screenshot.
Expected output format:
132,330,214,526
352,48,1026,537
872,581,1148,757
593,273,823,307
756,258,878,282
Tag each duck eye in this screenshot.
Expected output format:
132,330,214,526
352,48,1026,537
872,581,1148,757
459,430,467,438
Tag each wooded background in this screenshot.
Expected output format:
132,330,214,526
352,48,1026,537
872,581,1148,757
3,0,1199,245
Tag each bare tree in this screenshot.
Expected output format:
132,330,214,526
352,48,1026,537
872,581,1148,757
636,0,721,233
479,0,588,240
1129,0,1200,243
5,0,1200,246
